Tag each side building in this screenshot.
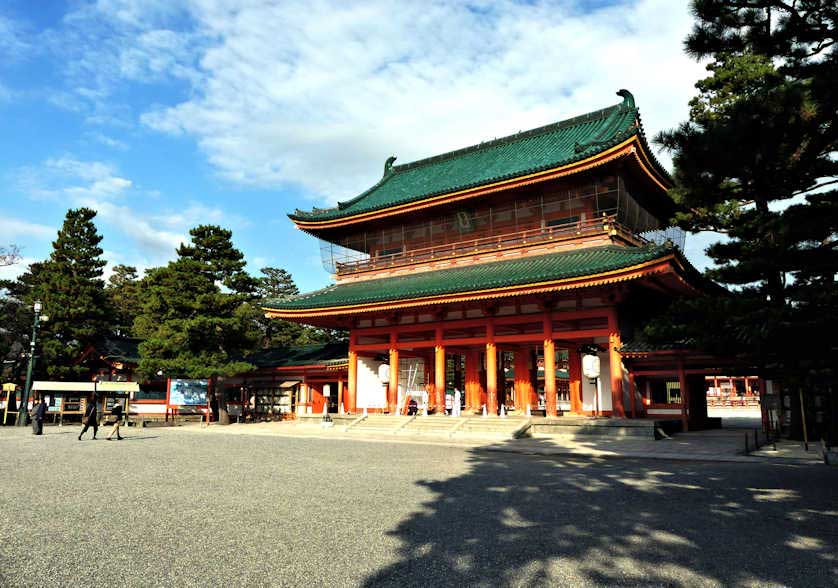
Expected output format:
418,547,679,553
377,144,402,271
264,90,715,430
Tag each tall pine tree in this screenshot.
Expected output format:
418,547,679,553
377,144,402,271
13,209,111,379
106,264,143,337
135,225,258,424
650,1,837,437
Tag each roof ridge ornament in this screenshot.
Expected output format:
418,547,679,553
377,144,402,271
384,155,397,176
617,89,635,110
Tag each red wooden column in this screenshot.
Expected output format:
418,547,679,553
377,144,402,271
607,308,625,417
465,349,481,412
486,319,498,415
388,331,399,414
568,347,583,415
337,380,344,413
434,327,445,413
543,311,557,417
678,360,689,432
347,335,358,413
513,347,533,412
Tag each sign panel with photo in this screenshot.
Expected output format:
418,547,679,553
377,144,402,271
169,379,209,406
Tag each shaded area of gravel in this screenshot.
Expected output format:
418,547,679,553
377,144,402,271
0,425,836,587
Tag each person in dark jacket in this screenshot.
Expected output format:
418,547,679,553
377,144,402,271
106,399,124,441
78,396,98,440
31,395,47,435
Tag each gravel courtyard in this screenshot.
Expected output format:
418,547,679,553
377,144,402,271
1,425,836,587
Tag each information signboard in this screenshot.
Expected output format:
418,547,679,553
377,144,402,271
169,379,209,406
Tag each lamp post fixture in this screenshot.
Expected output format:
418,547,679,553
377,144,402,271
17,300,46,427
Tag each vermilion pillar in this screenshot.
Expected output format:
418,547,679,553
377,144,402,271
337,380,344,414
465,349,481,412
607,309,625,417
389,332,399,414
513,347,533,412
543,313,557,417
568,347,583,415
434,327,445,413
486,320,498,415
347,336,358,413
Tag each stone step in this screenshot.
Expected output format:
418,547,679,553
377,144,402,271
401,417,460,435
531,417,659,439
348,415,412,433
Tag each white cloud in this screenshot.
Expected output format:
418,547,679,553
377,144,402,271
130,0,705,203
0,217,56,241
0,256,37,282
56,0,705,204
13,156,240,266
86,131,129,150
16,156,132,201
0,14,30,61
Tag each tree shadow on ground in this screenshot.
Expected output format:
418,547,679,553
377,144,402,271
364,438,838,587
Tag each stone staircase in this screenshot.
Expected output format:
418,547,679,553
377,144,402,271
294,413,666,441
457,416,531,438
399,415,460,436
345,414,413,434
530,416,661,439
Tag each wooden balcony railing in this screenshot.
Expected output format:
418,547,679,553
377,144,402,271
334,215,642,275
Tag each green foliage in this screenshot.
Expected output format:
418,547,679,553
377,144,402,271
10,209,111,379
135,226,259,381
251,266,348,348
106,264,143,336
650,1,838,378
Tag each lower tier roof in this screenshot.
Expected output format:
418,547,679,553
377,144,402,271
263,244,694,317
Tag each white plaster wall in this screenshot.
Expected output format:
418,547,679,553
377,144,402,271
357,357,387,409
128,403,166,414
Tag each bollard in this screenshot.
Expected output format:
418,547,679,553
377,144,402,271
744,433,750,455
754,428,759,450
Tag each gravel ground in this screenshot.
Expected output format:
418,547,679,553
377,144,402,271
0,425,836,587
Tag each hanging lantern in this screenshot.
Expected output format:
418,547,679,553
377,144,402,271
582,354,601,379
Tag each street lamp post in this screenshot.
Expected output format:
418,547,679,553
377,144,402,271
17,300,45,427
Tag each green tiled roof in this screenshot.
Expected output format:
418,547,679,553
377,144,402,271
264,245,673,311
246,343,348,369
291,90,668,223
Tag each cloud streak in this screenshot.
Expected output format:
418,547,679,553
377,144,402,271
55,0,704,206
12,155,246,271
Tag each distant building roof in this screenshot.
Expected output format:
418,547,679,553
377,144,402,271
246,342,349,369
92,336,141,364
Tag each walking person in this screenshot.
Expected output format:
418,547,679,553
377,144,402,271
31,395,47,435
78,395,98,440
106,399,124,441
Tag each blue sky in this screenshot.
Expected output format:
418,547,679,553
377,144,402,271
0,0,713,293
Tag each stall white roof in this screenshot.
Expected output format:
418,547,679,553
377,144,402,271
32,381,140,393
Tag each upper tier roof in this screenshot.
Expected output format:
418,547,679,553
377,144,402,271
291,89,671,226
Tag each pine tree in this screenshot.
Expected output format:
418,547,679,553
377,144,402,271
135,226,259,424
106,264,143,337
254,267,348,347
649,1,837,437
14,209,111,379
253,267,303,348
